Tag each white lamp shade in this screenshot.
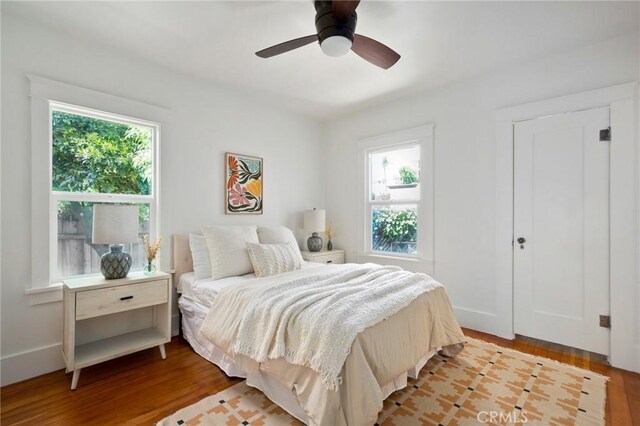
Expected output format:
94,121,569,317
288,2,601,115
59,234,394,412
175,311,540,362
92,204,140,244
303,209,326,233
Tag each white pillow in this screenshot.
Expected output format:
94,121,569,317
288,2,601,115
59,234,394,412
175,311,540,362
188,234,212,280
257,226,303,262
246,242,303,278
202,225,259,279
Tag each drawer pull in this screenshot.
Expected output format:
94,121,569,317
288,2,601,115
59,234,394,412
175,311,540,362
326,260,333,263
120,296,134,301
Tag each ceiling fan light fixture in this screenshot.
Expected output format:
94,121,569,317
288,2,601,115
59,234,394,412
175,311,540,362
320,35,352,57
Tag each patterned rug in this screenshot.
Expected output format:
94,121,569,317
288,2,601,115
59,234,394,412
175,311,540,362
158,337,607,425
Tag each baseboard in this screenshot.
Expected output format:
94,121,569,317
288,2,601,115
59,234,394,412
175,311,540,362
636,344,640,373
1,343,65,386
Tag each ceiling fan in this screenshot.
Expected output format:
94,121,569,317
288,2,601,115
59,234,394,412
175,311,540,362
255,0,400,69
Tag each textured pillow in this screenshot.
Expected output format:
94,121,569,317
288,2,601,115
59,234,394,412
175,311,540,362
202,226,259,279
257,226,303,262
189,234,212,280
246,242,303,278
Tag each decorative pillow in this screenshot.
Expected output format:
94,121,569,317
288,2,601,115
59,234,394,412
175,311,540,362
189,234,212,280
246,242,303,278
257,226,303,262
202,225,259,279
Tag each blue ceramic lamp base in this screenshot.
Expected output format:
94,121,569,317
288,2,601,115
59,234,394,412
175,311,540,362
101,244,132,279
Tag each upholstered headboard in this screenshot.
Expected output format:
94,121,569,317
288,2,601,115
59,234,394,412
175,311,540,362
173,234,193,287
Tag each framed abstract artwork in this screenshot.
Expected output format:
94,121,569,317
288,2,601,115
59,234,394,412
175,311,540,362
225,152,263,214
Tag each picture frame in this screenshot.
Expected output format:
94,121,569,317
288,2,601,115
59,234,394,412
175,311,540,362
225,152,263,214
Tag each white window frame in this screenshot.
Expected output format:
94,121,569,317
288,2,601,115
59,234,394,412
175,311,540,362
365,142,422,259
27,75,166,304
49,101,160,283
357,125,434,273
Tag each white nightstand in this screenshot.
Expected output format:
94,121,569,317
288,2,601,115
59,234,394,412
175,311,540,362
301,249,345,264
62,271,172,390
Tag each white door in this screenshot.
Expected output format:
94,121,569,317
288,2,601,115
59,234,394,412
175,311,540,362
514,107,610,355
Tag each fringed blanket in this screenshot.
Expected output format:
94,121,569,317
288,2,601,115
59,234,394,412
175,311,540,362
199,263,443,390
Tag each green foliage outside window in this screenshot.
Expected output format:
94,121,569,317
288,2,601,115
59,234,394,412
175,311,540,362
398,166,419,185
52,110,152,194
52,110,152,224
372,207,417,254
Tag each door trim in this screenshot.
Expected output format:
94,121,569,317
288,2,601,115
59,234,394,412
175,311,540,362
495,82,639,372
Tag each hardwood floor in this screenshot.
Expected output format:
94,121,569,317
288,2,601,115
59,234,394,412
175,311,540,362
1,330,638,425
1,337,241,426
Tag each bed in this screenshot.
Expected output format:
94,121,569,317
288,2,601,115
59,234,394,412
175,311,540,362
173,233,465,426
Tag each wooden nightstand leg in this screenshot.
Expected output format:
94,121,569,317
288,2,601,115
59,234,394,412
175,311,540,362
71,369,81,390
159,344,166,360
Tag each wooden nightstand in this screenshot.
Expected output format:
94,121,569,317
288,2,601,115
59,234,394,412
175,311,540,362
301,249,345,264
62,271,171,390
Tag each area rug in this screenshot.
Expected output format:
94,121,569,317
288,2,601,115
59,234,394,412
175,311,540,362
158,337,607,426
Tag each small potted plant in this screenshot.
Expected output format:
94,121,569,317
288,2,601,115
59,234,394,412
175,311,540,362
143,235,162,276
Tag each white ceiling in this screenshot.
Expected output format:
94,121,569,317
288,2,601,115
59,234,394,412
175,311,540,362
4,1,639,120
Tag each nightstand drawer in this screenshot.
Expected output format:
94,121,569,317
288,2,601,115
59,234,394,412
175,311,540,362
312,253,344,264
76,280,167,320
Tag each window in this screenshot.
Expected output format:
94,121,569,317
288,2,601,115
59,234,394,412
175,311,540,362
358,125,433,266
50,103,158,281
367,145,420,256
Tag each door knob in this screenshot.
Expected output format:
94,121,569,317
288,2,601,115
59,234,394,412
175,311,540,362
517,237,526,244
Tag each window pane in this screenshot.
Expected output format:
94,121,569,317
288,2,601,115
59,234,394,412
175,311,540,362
56,201,150,279
369,145,420,201
52,110,153,195
371,205,418,255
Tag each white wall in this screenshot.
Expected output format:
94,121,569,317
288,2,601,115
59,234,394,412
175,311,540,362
0,14,324,385
324,33,639,353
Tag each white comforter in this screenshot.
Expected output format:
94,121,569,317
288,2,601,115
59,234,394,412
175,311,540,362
203,263,442,390
199,263,466,425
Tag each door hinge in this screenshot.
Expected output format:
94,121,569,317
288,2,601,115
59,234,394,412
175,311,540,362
599,127,611,142
599,315,611,329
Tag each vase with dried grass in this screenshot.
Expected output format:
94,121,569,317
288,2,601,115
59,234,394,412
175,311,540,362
143,235,162,276
325,223,334,251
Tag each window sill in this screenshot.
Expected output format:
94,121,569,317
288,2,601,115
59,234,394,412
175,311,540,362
25,283,63,305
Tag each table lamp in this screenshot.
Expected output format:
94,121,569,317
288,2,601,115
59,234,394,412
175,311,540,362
92,204,139,279
303,208,325,252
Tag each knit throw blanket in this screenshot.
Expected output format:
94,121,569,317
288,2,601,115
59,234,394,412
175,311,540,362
199,264,443,391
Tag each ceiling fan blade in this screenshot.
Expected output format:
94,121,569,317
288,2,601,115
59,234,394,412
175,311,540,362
351,34,400,69
255,35,318,58
332,0,361,20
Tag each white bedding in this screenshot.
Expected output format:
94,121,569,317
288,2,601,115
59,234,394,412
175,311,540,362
178,262,466,425
177,288,439,425
203,263,444,391
178,261,324,307
178,271,253,306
